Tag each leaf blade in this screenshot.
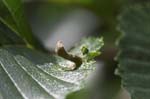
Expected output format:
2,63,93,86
116,3,150,99
0,0,35,46
0,37,103,99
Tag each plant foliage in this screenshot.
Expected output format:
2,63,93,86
0,0,35,46
116,3,150,99
0,0,104,99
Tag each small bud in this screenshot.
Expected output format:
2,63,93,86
81,46,89,55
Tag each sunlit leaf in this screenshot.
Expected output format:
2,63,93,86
0,37,103,99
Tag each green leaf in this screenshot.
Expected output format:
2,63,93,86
116,3,150,99
0,37,103,99
0,0,35,46
70,37,104,61
0,20,25,45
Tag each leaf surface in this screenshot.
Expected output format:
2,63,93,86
116,3,150,99
0,37,103,99
0,0,34,46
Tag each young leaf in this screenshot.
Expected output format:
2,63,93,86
116,3,150,99
70,37,104,61
0,37,103,99
0,0,35,46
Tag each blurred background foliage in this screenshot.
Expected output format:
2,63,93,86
23,0,135,99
